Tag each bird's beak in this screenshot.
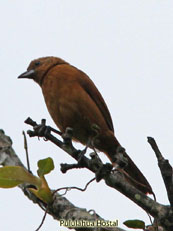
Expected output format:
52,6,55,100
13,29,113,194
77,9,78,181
18,69,35,79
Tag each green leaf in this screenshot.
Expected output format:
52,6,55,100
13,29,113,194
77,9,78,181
123,219,145,229
0,166,53,204
29,176,53,204
0,166,41,188
37,157,54,177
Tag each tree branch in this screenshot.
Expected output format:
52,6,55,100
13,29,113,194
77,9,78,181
148,137,173,207
23,118,173,230
0,129,125,231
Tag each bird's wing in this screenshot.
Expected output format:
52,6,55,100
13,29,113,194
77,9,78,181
77,71,114,132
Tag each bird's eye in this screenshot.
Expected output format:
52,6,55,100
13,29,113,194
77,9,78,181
35,61,41,66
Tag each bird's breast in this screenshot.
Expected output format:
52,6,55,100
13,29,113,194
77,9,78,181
41,66,112,146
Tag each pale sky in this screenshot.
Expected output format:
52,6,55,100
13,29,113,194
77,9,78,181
1,1,173,230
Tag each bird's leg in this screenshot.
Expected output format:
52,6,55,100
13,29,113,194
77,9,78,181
90,127,114,181
60,127,89,170
61,128,102,172
90,123,100,148
77,138,91,166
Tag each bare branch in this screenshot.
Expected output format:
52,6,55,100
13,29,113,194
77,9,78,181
0,129,125,231
23,119,173,230
22,131,31,172
148,137,173,207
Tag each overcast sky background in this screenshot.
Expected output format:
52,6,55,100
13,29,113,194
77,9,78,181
1,1,173,230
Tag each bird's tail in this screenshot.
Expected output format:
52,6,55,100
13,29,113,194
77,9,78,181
97,130,153,195
115,151,153,194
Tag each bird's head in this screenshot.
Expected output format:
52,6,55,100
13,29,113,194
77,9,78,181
18,56,68,86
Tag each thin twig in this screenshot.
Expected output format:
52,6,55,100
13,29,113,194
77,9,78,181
147,137,164,161
22,118,173,229
22,131,31,172
148,137,173,207
0,129,128,231
53,177,96,196
35,206,48,231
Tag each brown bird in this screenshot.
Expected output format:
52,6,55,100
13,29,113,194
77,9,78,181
18,56,153,194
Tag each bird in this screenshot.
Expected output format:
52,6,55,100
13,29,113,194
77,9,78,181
18,56,153,194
